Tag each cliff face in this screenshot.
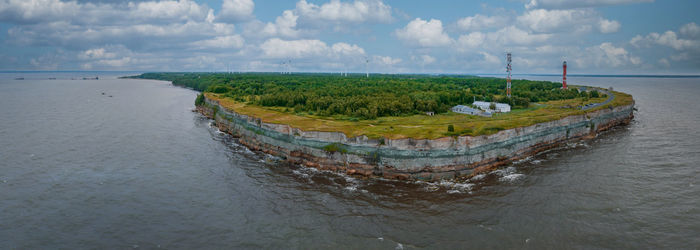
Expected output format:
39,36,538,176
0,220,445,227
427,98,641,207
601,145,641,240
199,97,634,180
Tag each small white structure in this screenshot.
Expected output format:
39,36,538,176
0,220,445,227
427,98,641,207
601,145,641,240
473,101,511,113
452,105,491,117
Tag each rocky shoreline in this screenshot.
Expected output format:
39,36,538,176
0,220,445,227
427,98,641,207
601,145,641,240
198,96,634,181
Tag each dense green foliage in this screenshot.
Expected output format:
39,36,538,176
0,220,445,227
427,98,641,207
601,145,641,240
195,93,205,106
133,72,590,119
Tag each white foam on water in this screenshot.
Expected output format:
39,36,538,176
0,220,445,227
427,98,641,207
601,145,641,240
513,156,532,164
436,180,475,194
344,176,358,184
470,173,487,181
492,166,517,177
438,180,454,188
291,170,310,179
424,184,439,192
453,183,475,190
531,160,542,164
395,243,404,250
499,173,524,182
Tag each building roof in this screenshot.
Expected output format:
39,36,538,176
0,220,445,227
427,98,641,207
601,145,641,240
452,105,479,113
473,101,510,108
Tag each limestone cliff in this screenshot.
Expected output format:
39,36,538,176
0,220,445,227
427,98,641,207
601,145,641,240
198,97,634,180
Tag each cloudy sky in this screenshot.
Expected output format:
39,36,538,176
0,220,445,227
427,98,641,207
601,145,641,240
1,0,699,74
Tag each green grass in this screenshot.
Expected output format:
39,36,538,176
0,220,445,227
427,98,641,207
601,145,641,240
205,89,634,140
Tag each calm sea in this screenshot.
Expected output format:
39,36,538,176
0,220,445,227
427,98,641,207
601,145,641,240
1,73,698,249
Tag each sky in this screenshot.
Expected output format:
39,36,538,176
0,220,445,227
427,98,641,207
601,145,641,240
1,0,699,74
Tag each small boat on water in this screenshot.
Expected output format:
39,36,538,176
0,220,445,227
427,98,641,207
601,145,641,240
82,76,99,80
15,77,24,80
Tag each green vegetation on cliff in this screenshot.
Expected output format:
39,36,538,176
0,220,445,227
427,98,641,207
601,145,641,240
132,72,633,139
133,72,598,119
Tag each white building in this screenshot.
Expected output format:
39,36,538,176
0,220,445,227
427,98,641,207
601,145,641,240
452,105,492,117
473,101,511,113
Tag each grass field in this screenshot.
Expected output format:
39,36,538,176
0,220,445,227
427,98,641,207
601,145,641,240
205,89,633,140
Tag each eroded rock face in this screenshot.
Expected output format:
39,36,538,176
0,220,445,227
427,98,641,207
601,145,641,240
198,97,634,181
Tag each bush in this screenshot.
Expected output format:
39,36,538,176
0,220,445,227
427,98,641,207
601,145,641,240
207,84,230,94
195,93,205,106
447,124,455,132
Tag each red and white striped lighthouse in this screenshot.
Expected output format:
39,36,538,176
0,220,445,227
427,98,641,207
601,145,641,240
562,61,567,89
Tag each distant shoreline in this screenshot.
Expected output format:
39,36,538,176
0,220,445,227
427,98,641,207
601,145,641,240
2,71,699,79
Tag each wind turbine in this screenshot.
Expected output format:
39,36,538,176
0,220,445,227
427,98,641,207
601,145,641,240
365,57,369,78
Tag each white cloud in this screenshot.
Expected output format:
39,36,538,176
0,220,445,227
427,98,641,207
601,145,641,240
680,22,700,38
487,26,552,46
454,26,551,54
420,55,436,65
0,0,79,24
456,32,485,50
654,31,698,50
260,38,327,58
98,57,133,67
128,0,210,23
190,35,245,49
526,0,654,9
576,42,642,68
455,14,503,31
670,53,690,61
2,0,239,52
517,9,619,34
244,10,302,39
395,18,452,47
218,0,255,23
7,21,237,51
373,55,402,65
479,52,501,65
259,38,365,59
631,30,699,51
331,42,366,56
79,48,117,60
599,19,621,33
295,0,392,23
0,0,212,25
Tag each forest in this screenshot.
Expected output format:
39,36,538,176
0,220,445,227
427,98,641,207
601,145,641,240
133,73,598,119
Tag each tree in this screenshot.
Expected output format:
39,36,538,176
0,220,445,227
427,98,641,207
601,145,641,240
195,93,205,106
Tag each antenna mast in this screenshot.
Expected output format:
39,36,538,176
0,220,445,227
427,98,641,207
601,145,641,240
506,52,512,98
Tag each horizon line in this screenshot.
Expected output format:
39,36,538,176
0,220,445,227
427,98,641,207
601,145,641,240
2,70,700,78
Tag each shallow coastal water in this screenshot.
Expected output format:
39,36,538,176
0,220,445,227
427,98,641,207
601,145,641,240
1,73,698,249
